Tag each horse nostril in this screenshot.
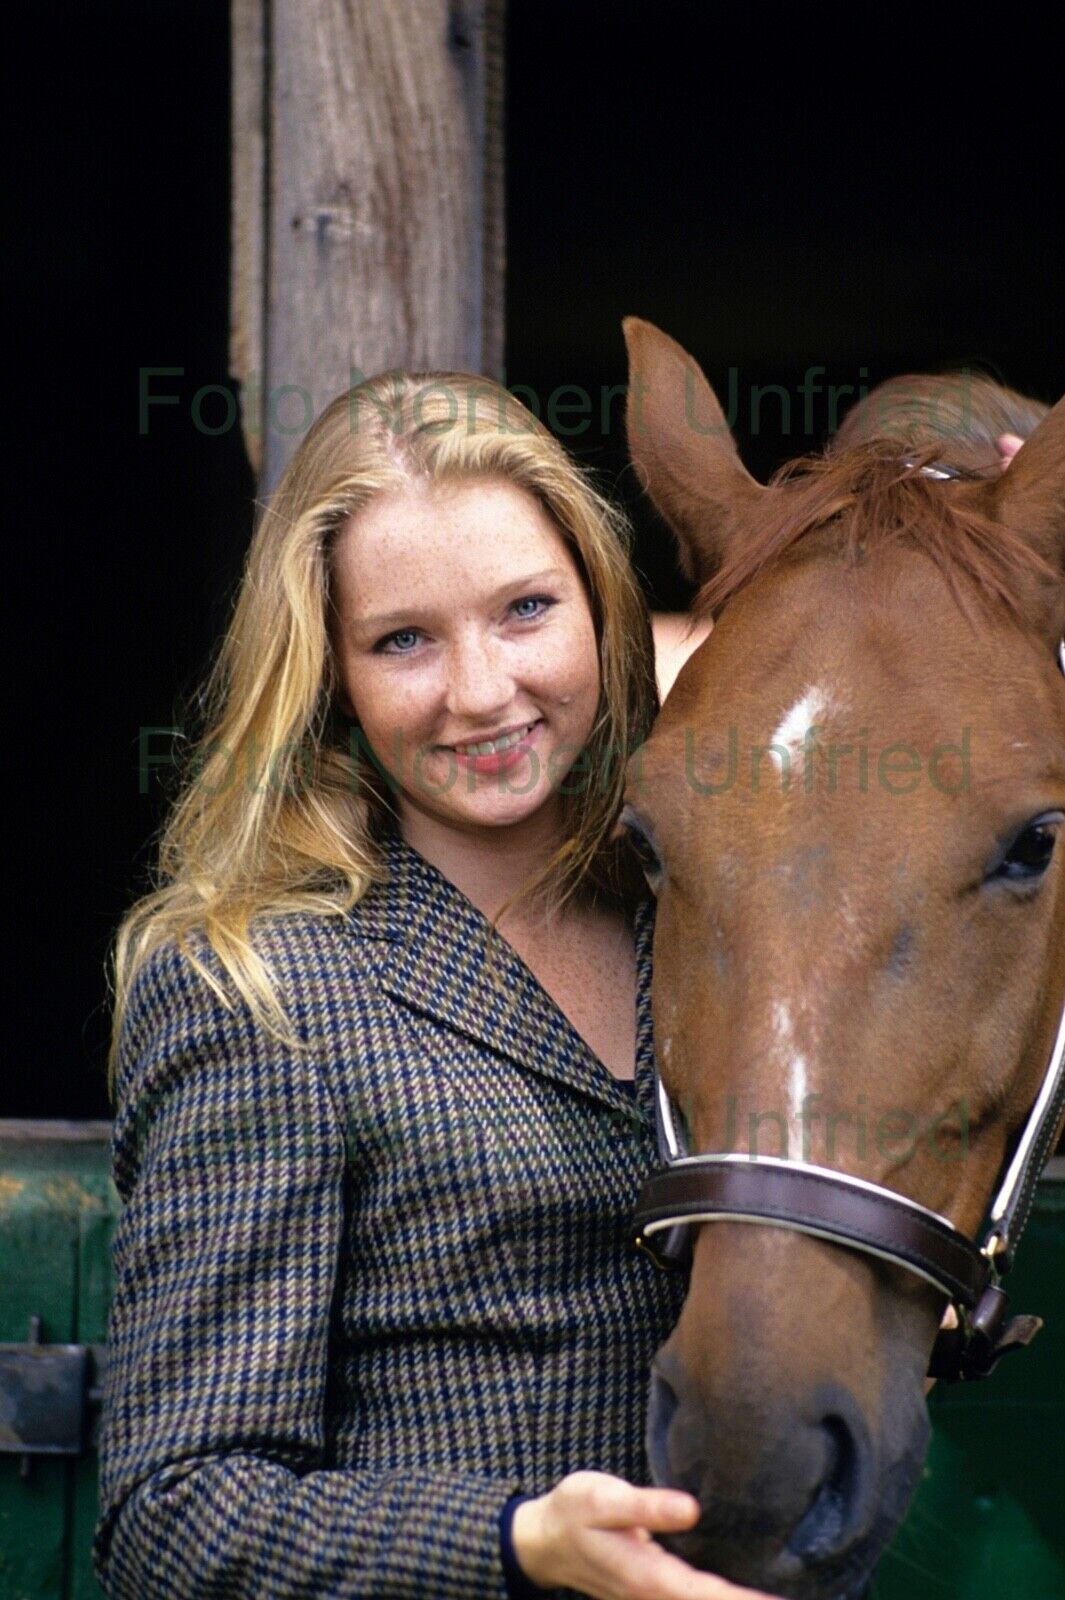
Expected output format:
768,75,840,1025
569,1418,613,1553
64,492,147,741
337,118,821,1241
786,1416,858,1562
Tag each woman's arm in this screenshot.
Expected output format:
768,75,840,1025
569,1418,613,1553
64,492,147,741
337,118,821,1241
93,936,524,1600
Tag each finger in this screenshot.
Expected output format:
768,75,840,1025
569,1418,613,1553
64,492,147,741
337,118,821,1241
585,1483,701,1531
601,1537,780,1600
657,1555,778,1599
557,1471,696,1531
996,432,1024,469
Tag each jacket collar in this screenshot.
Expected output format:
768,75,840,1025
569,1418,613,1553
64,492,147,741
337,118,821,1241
342,827,656,1124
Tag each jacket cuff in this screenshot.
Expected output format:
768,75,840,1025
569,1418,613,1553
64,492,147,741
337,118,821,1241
499,1493,541,1599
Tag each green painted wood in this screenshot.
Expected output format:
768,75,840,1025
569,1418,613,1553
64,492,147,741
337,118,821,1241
873,1429,1064,1598
0,1125,118,1600
70,1173,117,1600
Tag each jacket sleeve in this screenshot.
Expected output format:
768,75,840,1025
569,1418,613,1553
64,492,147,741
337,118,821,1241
92,934,525,1600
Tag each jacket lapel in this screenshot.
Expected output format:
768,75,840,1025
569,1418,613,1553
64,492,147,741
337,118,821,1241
343,828,656,1122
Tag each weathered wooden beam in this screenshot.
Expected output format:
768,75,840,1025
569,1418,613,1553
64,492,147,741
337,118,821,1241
230,0,506,493
229,0,266,477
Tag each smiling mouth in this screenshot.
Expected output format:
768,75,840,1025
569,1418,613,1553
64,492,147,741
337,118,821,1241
446,720,541,756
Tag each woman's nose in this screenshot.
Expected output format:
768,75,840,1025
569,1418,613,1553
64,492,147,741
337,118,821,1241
446,632,514,719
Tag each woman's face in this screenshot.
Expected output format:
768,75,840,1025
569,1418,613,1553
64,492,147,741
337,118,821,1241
331,475,601,841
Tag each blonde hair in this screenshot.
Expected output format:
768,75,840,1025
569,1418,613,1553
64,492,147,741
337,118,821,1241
105,370,657,1098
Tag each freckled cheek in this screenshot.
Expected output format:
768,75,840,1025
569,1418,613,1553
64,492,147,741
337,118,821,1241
524,625,600,714
349,666,445,757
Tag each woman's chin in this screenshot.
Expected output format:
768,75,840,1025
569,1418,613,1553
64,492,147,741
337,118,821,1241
398,781,561,837
453,787,561,831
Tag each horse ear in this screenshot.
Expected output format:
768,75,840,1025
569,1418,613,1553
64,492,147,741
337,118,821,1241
623,318,765,585
989,394,1065,579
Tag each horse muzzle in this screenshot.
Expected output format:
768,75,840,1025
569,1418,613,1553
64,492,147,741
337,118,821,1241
646,1349,928,1599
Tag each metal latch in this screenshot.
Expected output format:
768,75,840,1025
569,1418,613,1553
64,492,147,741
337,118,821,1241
0,1315,107,1477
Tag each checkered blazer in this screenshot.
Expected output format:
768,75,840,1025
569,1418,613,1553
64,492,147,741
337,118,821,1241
92,827,689,1599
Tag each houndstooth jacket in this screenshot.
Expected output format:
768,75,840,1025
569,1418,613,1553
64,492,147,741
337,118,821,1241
92,826,689,1600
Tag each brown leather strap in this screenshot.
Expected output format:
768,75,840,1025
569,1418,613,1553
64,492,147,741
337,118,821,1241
632,1161,992,1307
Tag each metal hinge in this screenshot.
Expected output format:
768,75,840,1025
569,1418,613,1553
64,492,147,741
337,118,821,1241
0,1315,107,1477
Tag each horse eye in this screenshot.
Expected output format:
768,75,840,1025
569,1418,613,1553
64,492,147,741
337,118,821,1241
988,814,1061,885
619,807,664,886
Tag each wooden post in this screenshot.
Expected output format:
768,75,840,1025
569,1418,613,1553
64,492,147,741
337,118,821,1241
230,0,506,494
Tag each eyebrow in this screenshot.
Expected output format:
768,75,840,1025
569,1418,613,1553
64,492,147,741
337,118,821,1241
352,567,567,633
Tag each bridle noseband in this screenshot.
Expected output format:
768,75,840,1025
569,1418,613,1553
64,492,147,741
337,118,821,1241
632,632,1065,1383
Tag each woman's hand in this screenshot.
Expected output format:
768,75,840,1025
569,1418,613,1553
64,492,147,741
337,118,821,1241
511,1470,780,1599
997,432,1025,468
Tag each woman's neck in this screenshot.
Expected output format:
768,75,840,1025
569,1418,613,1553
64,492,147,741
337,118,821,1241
397,797,568,926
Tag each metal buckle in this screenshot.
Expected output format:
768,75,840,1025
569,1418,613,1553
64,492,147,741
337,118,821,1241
900,456,962,480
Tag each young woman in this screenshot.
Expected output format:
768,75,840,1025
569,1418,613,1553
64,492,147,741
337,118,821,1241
93,370,774,1600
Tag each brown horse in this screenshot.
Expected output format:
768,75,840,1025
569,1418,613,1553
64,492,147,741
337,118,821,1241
620,319,1065,1600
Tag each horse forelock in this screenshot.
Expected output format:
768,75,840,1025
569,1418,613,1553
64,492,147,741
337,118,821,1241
692,437,1058,628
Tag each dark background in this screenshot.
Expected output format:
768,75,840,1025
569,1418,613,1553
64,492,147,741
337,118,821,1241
16,2,1062,1118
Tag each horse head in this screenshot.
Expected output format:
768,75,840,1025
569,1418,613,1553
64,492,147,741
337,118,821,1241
621,319,1065,1599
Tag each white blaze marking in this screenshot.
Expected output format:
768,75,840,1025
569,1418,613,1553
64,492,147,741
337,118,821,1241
768,687,829,772
774,1001,810,1160
789,1055,808,1134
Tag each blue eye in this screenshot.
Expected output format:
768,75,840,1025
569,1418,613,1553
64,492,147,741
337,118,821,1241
377,629,421,654
512,595,553,620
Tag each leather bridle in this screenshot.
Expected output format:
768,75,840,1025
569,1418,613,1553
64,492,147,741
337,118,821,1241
631,636,1065,1382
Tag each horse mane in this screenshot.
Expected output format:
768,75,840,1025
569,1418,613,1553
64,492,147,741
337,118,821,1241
693,374,1055,625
